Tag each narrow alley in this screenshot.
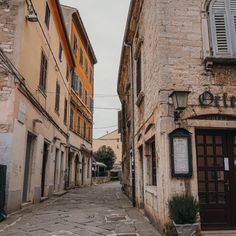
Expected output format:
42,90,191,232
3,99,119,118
0,182,160,236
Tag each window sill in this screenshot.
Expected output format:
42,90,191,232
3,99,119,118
136,91,145,107
55,110,60,116
204,56,236,65
145,185,157,196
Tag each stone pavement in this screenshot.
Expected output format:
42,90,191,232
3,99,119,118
0,182,161,236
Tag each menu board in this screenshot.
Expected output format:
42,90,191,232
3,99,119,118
173,137,189,174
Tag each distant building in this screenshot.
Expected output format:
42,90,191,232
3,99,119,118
93,130,122,167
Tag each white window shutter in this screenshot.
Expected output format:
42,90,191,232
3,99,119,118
230,0,236,11
213,13,230,54
212,0,225,11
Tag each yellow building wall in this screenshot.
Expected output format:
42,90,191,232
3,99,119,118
17,0,72,134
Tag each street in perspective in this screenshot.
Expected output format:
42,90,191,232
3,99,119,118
1,0,236,235
0,182,159,236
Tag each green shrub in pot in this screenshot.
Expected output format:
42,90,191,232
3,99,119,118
168,194,199,236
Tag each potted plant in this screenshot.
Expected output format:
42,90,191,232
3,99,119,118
168,194,199,236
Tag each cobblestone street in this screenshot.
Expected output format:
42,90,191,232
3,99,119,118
0,182,160,236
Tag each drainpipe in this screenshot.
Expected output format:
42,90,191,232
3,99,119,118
124,42,136,207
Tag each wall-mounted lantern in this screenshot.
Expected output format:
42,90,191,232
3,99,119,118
169,128,192,178
169,91,190,121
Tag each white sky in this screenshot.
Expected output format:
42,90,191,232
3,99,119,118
60,0,130,138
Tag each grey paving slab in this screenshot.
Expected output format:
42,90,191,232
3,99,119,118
0,182,161,236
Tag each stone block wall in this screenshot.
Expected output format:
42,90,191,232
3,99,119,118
131,0,236,231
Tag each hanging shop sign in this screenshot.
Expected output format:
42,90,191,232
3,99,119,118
199,91,236,108
169,128,192,178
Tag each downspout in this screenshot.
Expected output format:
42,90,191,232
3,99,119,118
124,42,136,207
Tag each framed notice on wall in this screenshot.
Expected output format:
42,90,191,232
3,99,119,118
169,128,192,178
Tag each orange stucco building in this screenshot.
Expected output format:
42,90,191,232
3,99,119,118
62,5,97,187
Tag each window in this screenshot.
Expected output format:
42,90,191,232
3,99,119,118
77,113,81,134
66,64,69,81
72,70,78,92
209,0,236,57
73,34,78,54
146,139,157,186
70,107,74,129
151,141,157,186
64,98,67,124
59,43,63,62
85,90,88,105
55,82,60,113
88,125,91,142
136,51,142,96
84,121,86,139
44,2,50,29
90,68,93,84
39,51,48,92
79,48,83,66
85,59,88,76
79,80,82,98
89,97,93,112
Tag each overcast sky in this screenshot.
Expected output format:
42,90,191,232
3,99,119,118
60,0,130,138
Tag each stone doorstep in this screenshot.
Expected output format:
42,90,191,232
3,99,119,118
201,230,236,236
53,190,69,197
40,197,48,202
21,202,32,209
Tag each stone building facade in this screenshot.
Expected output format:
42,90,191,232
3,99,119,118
118,0,236,233
0,0,95,214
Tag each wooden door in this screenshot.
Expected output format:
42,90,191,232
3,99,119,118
0,165,6,210
196,130,236,229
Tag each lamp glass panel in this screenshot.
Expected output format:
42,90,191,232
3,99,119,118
176,92,188,110
172,94,178,110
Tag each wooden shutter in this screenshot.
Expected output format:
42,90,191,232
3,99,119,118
213,14,229,53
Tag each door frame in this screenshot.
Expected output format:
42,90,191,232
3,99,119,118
22,132,36,202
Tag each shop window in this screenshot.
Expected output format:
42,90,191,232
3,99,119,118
44,2,50,29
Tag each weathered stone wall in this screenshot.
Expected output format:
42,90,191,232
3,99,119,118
0,0,25,212
131,0,236,232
